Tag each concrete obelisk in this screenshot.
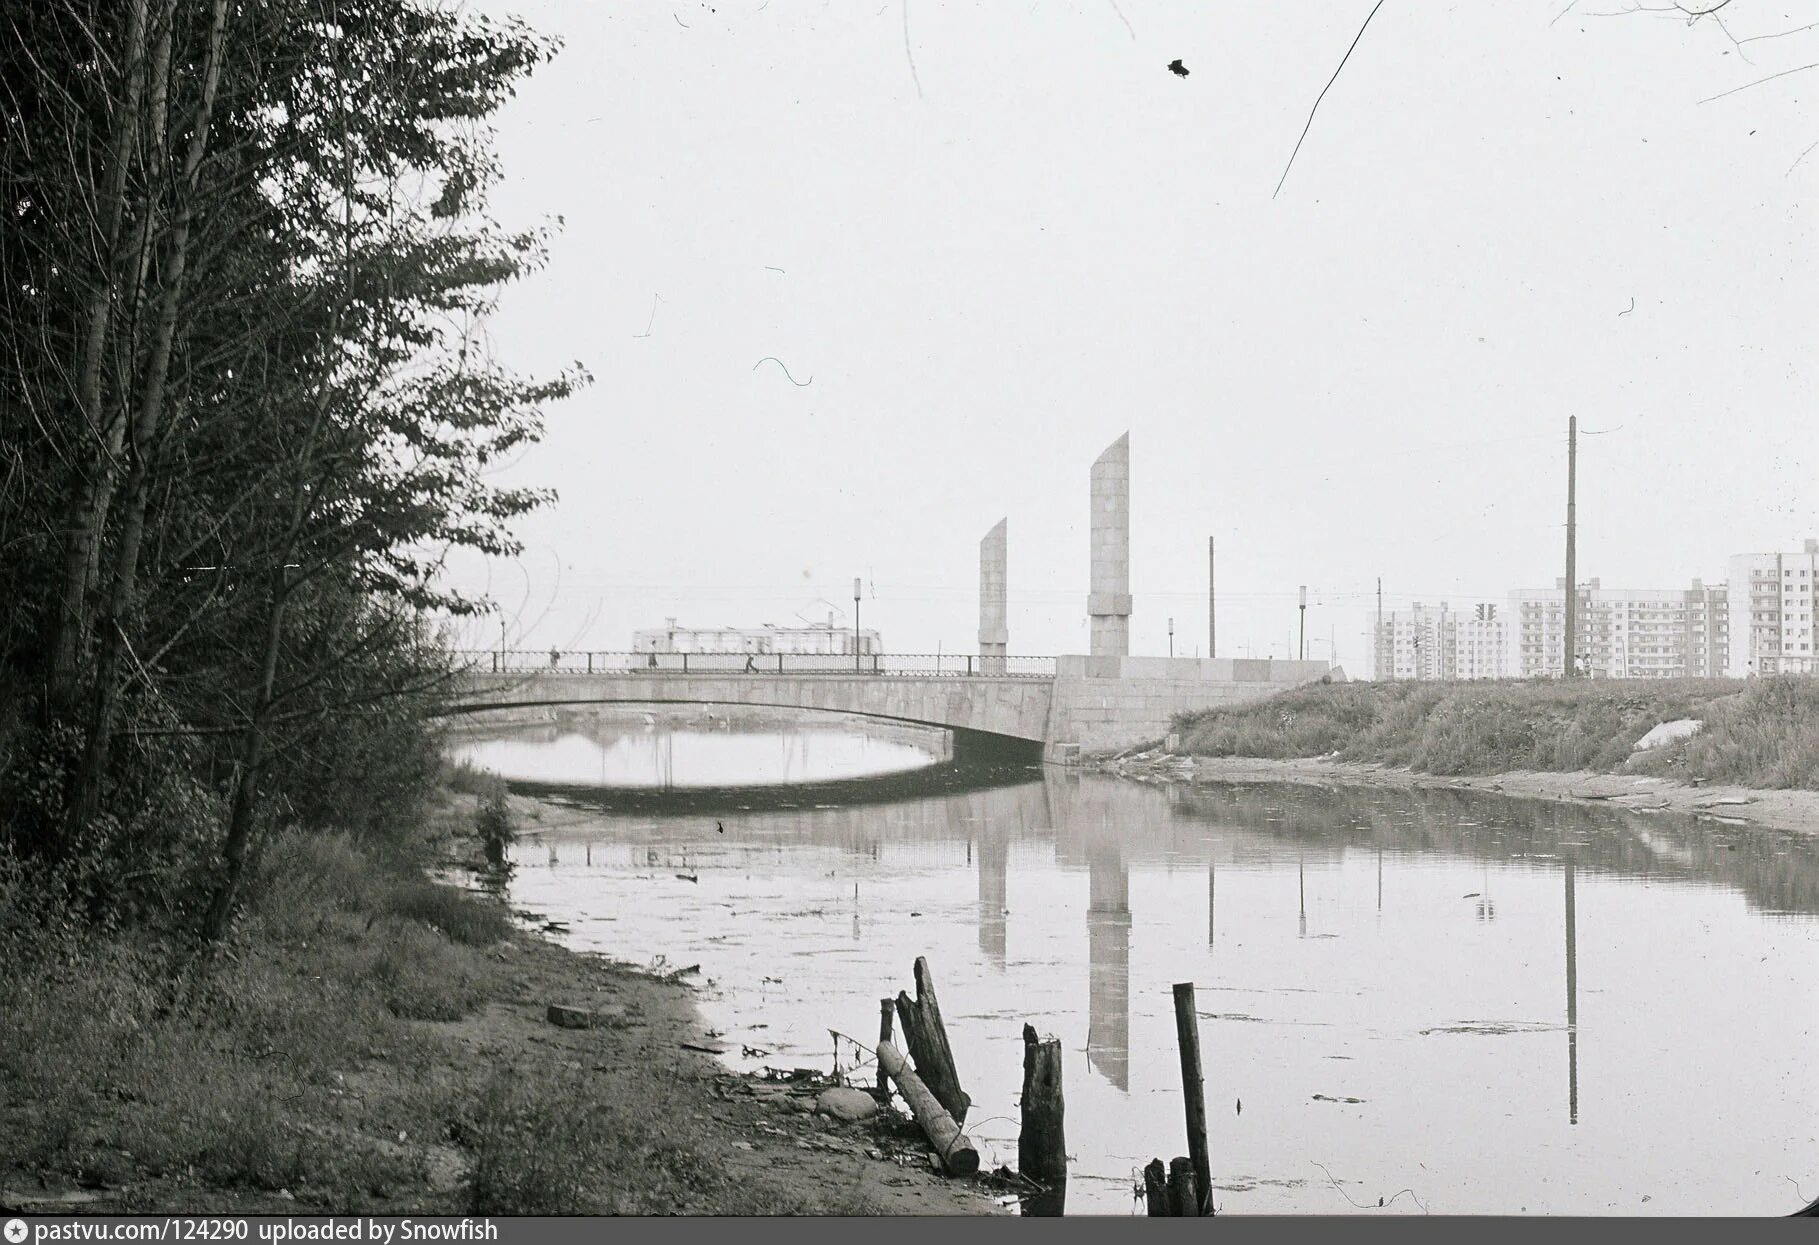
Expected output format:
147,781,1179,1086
979,518,1008,674
1088,433,1131,657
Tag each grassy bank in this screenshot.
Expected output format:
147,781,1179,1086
1170,676,1819,789
0,782,941,1216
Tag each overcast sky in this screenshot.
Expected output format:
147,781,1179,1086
441,0,1815,669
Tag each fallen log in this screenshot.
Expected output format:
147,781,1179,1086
875,1038,980,1177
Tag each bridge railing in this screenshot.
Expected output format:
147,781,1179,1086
448,650,1057,678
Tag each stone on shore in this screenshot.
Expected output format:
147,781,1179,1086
814,1087,880,1122
546,1002,626,1029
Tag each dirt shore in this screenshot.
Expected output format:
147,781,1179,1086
0,786,1002,1219
474,788,1005,1216
1093,751,1819,835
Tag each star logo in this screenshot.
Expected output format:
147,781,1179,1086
5,1219,29,1244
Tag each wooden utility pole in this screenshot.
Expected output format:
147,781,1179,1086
1207,537,1216,659
1564,417,1577,678
1377,576,1386,680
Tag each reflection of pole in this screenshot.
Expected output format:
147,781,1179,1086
1298,854,1307,938
1207,860,1215,947
1566,860,1579,1125
1376,845,1382,912
978,830,1007,967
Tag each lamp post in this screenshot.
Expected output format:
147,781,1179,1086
853,576,862,671
1168,617,1175,658
1298,586,1307,662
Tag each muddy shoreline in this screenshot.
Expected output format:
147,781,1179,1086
1089,751,1819,836
484,786,1006,1216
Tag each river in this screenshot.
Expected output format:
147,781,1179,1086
454,709,1819,1215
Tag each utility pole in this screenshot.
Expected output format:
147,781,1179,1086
1168,617,1175,658
1377,576,1385,681
853,576,863,672
1298,585,1307,662
1564,416,1577,679
1207,537,1216,659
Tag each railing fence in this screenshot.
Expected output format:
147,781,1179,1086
449,650,1057,679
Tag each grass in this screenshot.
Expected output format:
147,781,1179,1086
0,803,876,1215
1171,676,1819,788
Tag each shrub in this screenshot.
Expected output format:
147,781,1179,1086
473,780,515,868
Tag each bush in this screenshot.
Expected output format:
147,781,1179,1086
473,780,515,868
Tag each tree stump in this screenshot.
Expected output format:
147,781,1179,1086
1018,1023,1066,1184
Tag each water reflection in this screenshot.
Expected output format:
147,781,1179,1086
1085,836,1131,1092
978,827,1007,967
496,747,1819,1215
455,717,945,789
1566,859,1578,1126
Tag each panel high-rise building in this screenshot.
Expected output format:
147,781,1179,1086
1371,602,1507,681
1726,540,1819,677
1508,578,1728,680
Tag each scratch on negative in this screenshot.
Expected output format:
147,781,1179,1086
902,1,924,99
754,357,813,386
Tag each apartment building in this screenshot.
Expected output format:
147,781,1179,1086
1371,602,1508,681
1726,540,1819,676
1509,578,1729,679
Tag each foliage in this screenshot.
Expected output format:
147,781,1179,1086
0,0,583,929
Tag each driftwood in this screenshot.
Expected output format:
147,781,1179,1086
875,1038,979,1177
894,956,970,1124
1018,1024,1066,1184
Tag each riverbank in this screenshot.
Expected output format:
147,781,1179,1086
1095,752,1819,837
0,784,998,1217
1109,676,1819,833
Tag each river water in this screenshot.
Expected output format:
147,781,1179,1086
456,712,1819,1216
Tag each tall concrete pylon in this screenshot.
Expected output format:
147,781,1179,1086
1088,432,1131,657
979,517,1008,674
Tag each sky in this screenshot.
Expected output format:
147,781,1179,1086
438,0,1816,671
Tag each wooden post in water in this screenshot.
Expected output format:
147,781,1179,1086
1018,1024,1067,1186
876,997,895,1101
894,957,971,1124
1167,1156,1201,1217
875,1039,980,1176
1142,1159,1169,1216
1173,982,1213,1215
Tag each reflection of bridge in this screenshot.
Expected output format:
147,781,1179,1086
447,652,1333,761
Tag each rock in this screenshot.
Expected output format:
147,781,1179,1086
1632,719,1702,752
814,1086,881,1122
546,1003,626,1029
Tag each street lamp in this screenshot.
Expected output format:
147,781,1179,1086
1298,586,1308,662
853,576,862,671
1168,617,1175,658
